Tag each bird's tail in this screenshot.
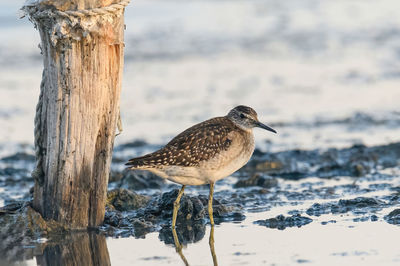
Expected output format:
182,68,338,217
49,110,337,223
125,153,156,169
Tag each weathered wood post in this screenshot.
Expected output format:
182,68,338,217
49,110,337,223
22,0,129,228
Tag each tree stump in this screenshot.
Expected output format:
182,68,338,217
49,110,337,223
23,0,129,228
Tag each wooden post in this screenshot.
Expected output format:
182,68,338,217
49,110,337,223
23,0,129,228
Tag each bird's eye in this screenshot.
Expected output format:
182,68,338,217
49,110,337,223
240,113,245,119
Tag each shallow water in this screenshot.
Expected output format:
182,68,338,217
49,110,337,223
106,217,400,266
2,166,400,265
17,221,400,266
9,187,400,266
1,0,400,265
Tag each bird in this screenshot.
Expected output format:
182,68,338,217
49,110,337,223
125,105,277,228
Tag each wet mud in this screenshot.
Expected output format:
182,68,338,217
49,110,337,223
254,214,313,230
0,141,399,263
385,209,400,225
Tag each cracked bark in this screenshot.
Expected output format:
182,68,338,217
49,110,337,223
31,0,125,228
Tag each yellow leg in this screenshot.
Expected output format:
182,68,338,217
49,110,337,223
209,225,218,266
172,185,186,229
208,182,215,226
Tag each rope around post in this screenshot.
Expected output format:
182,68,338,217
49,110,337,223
31,70,46,185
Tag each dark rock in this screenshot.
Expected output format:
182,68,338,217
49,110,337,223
370,215,378,221
255,214,312,230
369,183,392,190
154,189,243,225
102,209,155,238
390,186,400,192
106,189,150,211
212,203,232,218
321,220,336,225
312,186,336,199
157,189,181,213
353,216,370,222
104,209,124,227
0,203,69,261
234,173,278,188
111,156,126,163
157,189,206,224
245,142,400,179
284,191,314,201
306,203,333,216
197,194,245,223
385,209,400,225
0,204,71,262
109,171,124,183
117,170,165,190
246,149,318,180
217,211,246,222
307,197,384,216
1,152,35,162
211,203,246,223
296,259,311,263
117,140,149,149
131,219,155,238
252,148,265,157
0,201,26,214
287,210,302,215
337,197,383,213
179,196,206,221
0,167,31,182
387,195,400,205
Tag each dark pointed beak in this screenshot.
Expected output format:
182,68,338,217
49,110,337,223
255,121,277,133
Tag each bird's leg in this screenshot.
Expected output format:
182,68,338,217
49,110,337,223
209,225,218,266
208,182,215,226
172,226,189,266
208,182,218,265
172,185,186,229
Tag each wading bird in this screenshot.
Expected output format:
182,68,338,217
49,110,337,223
126,105,277,228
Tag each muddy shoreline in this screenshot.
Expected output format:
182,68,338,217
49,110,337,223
1,141,399,263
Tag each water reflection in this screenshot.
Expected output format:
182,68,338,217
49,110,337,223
0,220,220,266
159,221,205,265
172,228,189,266
0,231,110,266
159,222,206,246
159,222,219,266
35,232,110,266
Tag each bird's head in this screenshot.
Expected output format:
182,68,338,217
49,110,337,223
227,105,277,133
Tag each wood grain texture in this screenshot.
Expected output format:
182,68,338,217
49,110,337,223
32,0,125,228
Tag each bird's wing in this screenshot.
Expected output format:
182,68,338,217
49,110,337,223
126,117,235,168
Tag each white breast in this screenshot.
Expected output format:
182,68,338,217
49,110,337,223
199,131,255,183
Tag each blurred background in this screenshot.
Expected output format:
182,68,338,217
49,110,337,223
1,1,400,265
1,0,400,158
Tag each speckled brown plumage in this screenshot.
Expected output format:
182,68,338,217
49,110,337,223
126,105,276,228
126,117,238,168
